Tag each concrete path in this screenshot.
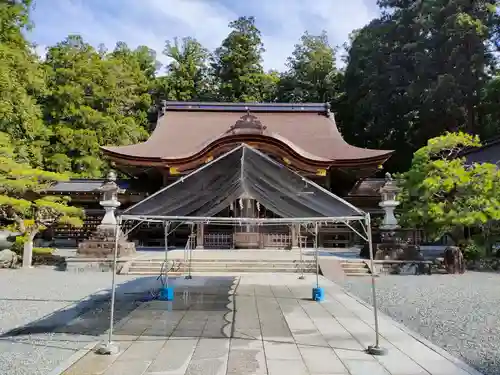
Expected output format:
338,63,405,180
59,274,481,375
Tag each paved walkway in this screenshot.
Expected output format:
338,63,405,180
60,274,481,375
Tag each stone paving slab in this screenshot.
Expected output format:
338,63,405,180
60,274,483,375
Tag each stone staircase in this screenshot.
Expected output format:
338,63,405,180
121,258,317,275
340,260,371,276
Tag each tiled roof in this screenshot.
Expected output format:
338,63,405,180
47,179,131,193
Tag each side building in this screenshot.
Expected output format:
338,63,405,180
46,102,393,249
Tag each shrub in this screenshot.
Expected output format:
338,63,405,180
460,240,487,261
10,237,54,255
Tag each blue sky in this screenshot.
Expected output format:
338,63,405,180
28,0,380,71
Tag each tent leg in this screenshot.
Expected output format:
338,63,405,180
298,225,304,280
185,224,194,280
159,221,174,301
365,214,387,356
312,223,324,301
96,220,121,355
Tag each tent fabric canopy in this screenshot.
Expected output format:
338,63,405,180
123,144,365,219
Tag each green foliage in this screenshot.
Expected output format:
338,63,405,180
339,0,500,171
2,1,500,182
41,36,151,177
0,0,48,167
162,37,211,101
399,132,500,241
212,16,269,102
460,240,487,261
0,132,84,239
277,31,341,103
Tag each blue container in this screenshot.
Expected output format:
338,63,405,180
312,287,324,302
159,287,174,301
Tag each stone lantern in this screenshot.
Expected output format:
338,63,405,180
374,173,424,267
76,171,136,259
96,171,123,234
378,172,400,230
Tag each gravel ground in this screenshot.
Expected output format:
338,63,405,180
340,272,500,375
0,267,158,375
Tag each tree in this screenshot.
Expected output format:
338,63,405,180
0,132,83,267
478,73,500,140
0,0,49,167
212,16,270,102
0,0,33,47
398,132,500,242
162,37,211,101
277,31,341,103
259,70,280,102
112,42,161,82
42,35,150,176
340,0,500,172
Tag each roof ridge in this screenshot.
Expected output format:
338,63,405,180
160,101,330,114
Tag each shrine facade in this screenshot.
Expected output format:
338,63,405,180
45,101,394,250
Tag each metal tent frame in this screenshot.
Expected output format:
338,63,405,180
97,144,387,356
99,213,385,356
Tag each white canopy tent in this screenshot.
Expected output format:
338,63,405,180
99,144,386,356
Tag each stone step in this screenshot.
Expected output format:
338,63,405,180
125,271,307,276
130,261,315,267
127,267,314,274
131,259,316,264
341,267,370,273
340,261,371,276
123,257,318,275
129,263,316,270
341,262,367,268
128,265,315,271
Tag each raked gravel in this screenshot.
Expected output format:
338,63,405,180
0,267,155,375
340,272,500,375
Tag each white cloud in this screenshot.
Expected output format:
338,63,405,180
28,0,379,71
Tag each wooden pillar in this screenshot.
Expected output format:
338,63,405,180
196,224,204,249
325,173,331,191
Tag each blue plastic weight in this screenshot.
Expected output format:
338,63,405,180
312,287,324,302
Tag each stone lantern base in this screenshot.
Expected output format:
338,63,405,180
77,227,136,258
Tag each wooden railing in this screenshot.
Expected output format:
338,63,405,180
262,233,291,249
203,233,233,249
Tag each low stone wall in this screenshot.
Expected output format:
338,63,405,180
466,258,500,271
375,261,431,275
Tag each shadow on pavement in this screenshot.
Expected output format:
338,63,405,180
1,276,237,339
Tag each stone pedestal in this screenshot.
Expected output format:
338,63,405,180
375,230,422,261
77,228,136,258
379,200,400,230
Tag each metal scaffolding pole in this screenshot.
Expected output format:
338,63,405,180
164,221,170,288
96,219,121,355
365,213,387,356
298,224,305,280
185,224,194,280
315,222,319,289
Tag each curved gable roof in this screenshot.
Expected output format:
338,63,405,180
102,102,393,164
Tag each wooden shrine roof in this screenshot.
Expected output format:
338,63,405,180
101,102,393,167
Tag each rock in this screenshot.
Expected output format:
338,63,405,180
0,230,21,250
0,249,18,268
444,246,465,274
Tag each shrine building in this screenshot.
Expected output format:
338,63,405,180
47,102,394,249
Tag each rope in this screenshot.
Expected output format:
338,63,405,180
147,260,176,299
